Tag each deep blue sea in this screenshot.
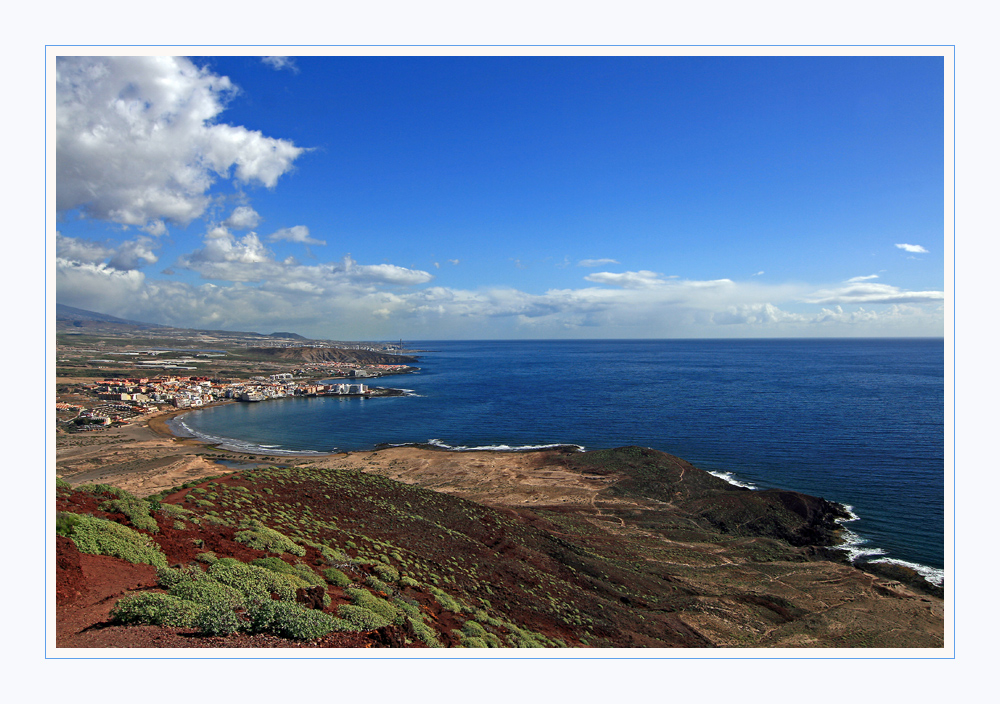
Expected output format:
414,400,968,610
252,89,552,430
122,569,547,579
171,339,945,585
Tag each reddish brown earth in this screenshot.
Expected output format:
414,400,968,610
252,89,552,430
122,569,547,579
54,443,944,650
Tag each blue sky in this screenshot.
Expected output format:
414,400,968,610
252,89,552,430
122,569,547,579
54,54,945,339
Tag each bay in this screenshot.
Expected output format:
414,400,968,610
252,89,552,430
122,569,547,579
172,338,945,580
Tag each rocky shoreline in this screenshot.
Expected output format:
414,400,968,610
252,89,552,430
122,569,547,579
56,412,944,647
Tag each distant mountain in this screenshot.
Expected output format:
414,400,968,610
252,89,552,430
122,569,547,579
267,331,308,340
56,304,167,329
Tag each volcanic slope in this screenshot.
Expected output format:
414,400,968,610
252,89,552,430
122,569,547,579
55,447,943,648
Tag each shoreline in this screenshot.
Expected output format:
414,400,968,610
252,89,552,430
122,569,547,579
59,402,945,597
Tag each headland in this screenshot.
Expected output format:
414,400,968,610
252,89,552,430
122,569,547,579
55,404,944,649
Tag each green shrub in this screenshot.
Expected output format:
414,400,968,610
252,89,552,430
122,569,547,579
207,558,297,602
195,552,218,565
344,587,402,624
398,575,420,589
159,503,192,519
372,562,400,583
234,521,305,556
70,515,167,567
364,575,392,594
55,477,72,491
323,568,353,587
428,586,462,613
80,483,129,499
99,495,159,532
462,620,487,639
110,592,202,627
456,633,488,648
194,602,241,636
55,512,81,537
156,565,205,590
247,600,345,640
337,603,391,631
170,579,245,610
392,596,423,621
409,617,442,647
251,557,325,588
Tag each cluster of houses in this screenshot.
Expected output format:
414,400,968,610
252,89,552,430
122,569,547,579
59,371,380,431
87,373,375,409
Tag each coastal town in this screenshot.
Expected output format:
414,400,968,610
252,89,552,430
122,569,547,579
56,359,417,431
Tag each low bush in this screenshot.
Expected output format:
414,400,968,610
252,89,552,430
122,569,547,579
69,515,167,567
251,557,325,589
345,587,401,623
371,562,400,583
169,579,245,611
322,568,352,587
337,603,391,631
247,600,346,640
55,512,81,537
110,592,202,627
156,565,205,590
207,558,297,602
158,503,192,520
99,494,160,533
194,602,241,636
234,521,305,556
409,617,442,647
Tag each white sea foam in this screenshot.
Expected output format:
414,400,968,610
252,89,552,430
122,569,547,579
830,503,944,587
168,419,325,456
867,558,945,587
425,438,585,452
706,470,758,490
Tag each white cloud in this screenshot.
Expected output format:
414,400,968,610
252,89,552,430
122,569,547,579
895,243,929,253
57,251,944,339
56,233,113,265
267,225,326,246
108,237,159,270
584,270,671,288
225,206,262,230
803,282,944,305
262,56,298,72
846,274,880,283
448,259,461,265
142,220,168,237
56,233,159,270
578,258,620,267
56,56,305,228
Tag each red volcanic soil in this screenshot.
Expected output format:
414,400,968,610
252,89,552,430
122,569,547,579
54,447,944,649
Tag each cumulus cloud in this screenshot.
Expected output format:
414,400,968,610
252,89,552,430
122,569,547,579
57,249,944,339
56,233,159,270
262,56,298,72
108,237,159,270
578,258,620,267
225,206,261,230
895,243,929,253
267,225,325,246
56,56,305,228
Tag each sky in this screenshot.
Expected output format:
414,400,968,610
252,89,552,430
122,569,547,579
53,53,946,340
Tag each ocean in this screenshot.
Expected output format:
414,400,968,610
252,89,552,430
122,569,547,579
170,338,945,586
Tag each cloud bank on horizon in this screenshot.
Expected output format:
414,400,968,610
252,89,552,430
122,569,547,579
54,55,946,339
